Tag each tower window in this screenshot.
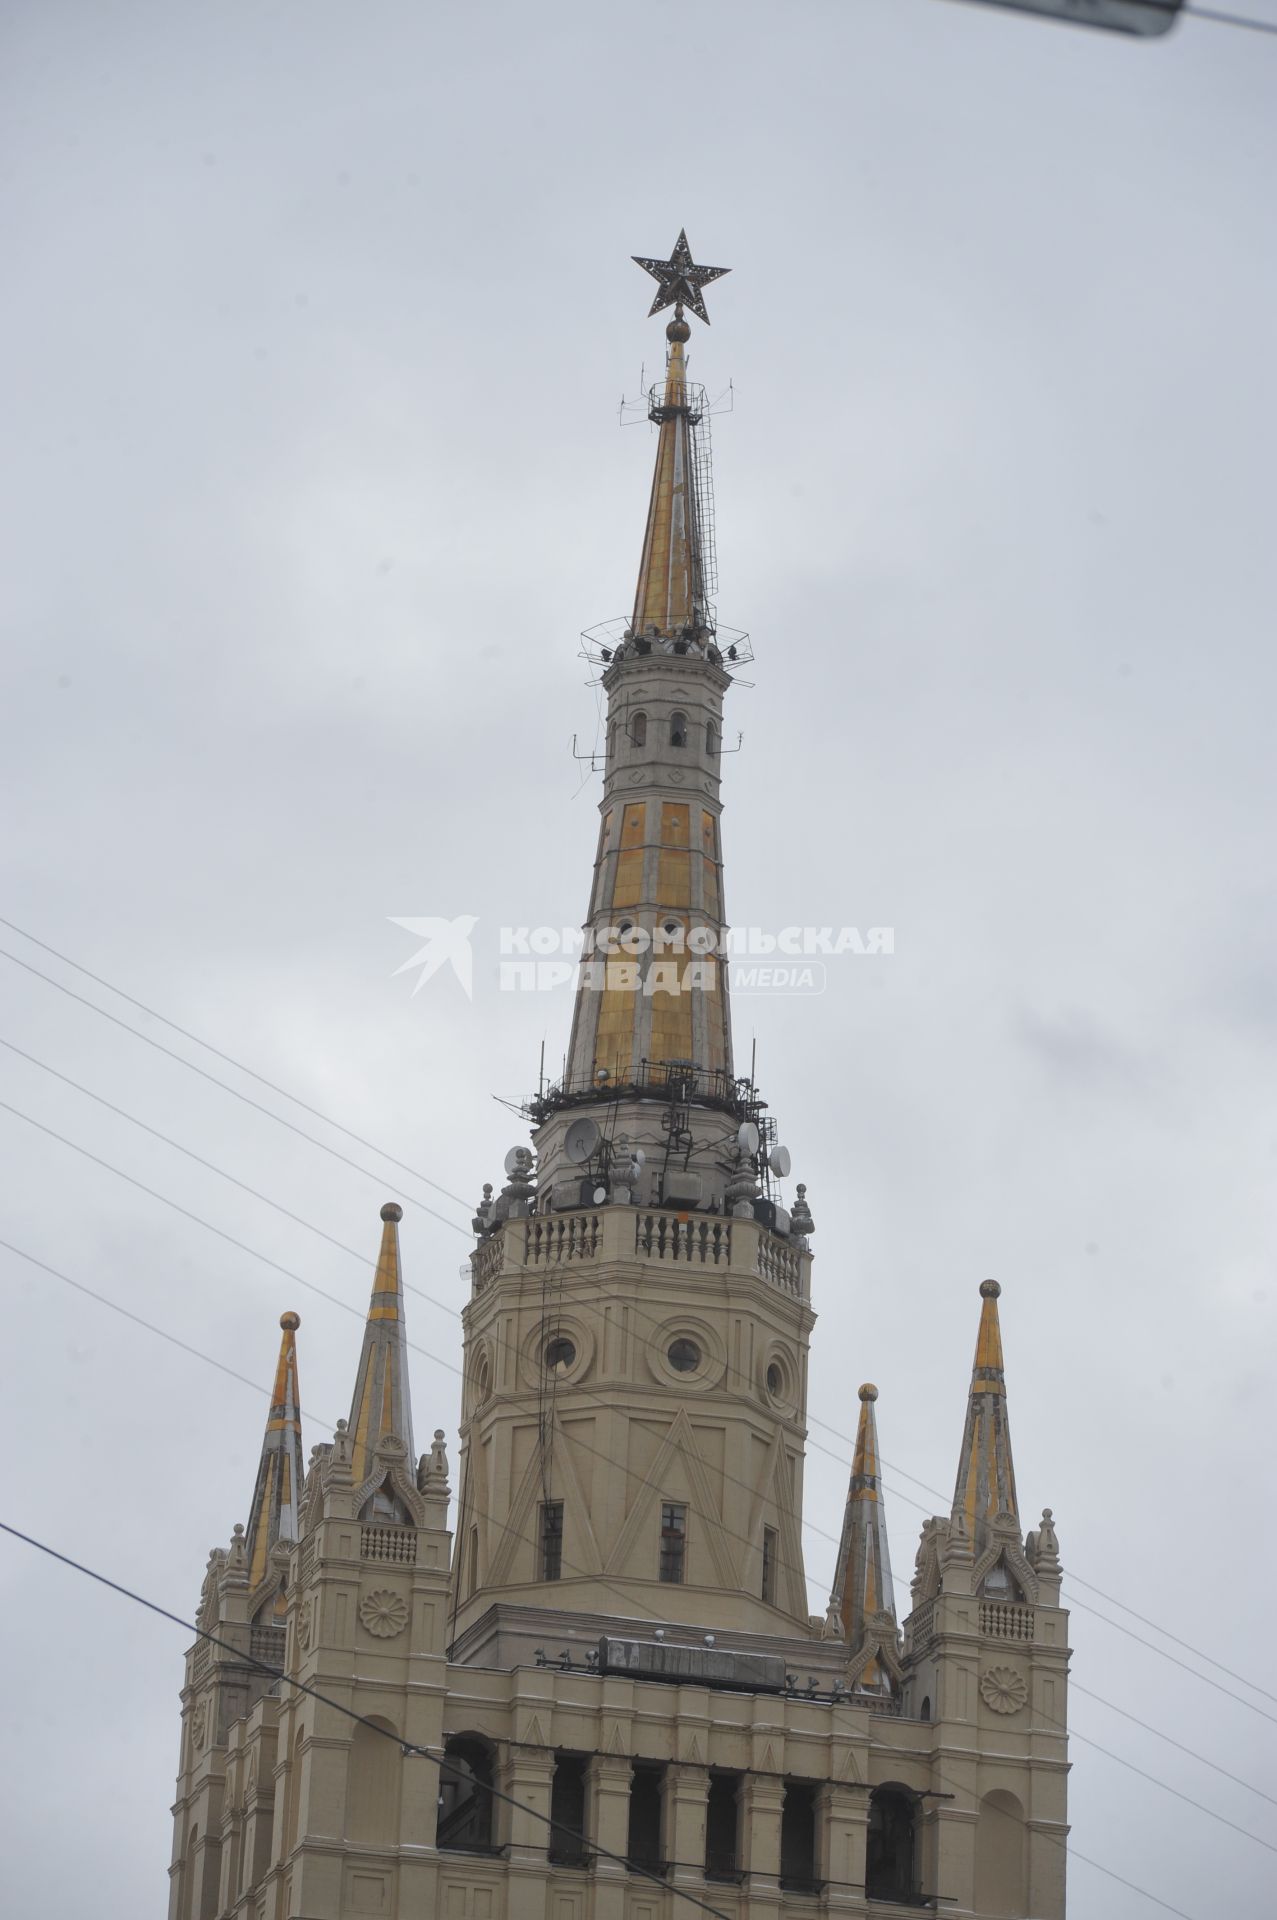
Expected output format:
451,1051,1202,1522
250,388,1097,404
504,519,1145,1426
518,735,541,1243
705,1772,742,1882
437,1735,496,1854
630,712,647,747
667,1337,701,1373
540,1501,564,1582
670,711,688,748
545,1336,577,1373
766,1362,783,1398
866,1787,918,1904
659,1502,687,1583
762,1525,778,1606
626,1762,666,1875
549,1753,589,1866
779,1780,820,1894
706,720,718,755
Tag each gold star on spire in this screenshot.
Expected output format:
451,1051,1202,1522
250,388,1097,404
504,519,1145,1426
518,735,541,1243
632,229,730,326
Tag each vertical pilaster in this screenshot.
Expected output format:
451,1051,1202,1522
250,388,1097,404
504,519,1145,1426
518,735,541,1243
588,1754,635,1920
816,1780,866,1912
665,1762,708,1894
739,1773,783,1920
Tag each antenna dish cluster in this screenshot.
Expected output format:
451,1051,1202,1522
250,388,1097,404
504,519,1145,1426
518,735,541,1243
565,1117,602,1165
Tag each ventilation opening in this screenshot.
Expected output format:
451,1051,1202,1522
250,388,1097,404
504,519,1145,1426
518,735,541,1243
705,1772,743,1882
626,1761,666,1875
866,1786,918,1904
548,1753,589,1866
779,1780,820,1894
436,1735,497,1854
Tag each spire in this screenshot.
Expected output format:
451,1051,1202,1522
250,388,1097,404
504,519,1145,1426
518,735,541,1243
952,1279,1019,1558
348,1202,414,1486
829,1384,897,1679
629,231,729,644
631,319,708,642
244,1311,305,1592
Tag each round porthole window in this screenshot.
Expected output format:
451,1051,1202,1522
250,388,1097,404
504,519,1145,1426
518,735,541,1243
766,1362,784,1397
545,1336,577,1372
667,1337,701,1374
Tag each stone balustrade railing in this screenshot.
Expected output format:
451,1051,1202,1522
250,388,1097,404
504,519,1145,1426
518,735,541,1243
468,1206,811,1303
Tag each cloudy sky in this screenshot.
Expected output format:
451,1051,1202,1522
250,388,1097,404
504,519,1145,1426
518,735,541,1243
3,1,1275,1913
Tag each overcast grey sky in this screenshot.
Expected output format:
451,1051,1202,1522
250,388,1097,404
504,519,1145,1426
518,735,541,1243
3,1,1276,1914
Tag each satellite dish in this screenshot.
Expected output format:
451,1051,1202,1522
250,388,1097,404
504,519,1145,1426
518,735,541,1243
630,1147,646,1169
564,1116,602,1165
769,1144,792,1178
592,1185,609,1205
503,1145,528,1176
737,1121,760,1156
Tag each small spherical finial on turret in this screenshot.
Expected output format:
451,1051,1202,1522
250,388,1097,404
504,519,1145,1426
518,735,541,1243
666,316,691,343
858,1382,878,1402
381,1201,403,1223
280,1311,301,1331
980,1278,1001,1299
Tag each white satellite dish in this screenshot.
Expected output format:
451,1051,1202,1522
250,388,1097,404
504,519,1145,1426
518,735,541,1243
630,1147,646,1169
503,1145,528,1176
737,1121,760,1156
768,1144,792,1178
564,1116,602,1165
592,1185,609,1205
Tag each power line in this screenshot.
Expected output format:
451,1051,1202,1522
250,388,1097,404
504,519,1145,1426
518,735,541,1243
7,1227,1276,1865
8,916,1269,1711
1188,4,1277,34
0,946,469,1238
5,1053,1274,1751
0,1514,1216,1920
0,917,473,1213
0,1520,736,1920
4,1036,1274,1742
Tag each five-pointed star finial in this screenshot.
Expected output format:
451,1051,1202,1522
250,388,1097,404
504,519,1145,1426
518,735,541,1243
632,230,730,326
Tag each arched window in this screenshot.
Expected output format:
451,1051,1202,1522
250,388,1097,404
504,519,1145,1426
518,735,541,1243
706,720,718,755
361,1479,409,1525
866,1786,918,1905
466,1525,479,1597
975,1789,1027,1917
920,1695,931,1723
981,1558,1025,1602
630,712,647,747
349,1716,402,1847
669,711,688,748
437,1734,497,1853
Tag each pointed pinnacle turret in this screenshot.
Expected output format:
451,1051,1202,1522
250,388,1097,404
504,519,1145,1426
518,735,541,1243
829,1384,897,1682
244,1311,305,1592
347,1203,414,1487
952,1279,1019,1559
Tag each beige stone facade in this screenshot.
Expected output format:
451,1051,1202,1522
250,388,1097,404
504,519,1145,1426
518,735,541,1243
168,269,1069,1919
